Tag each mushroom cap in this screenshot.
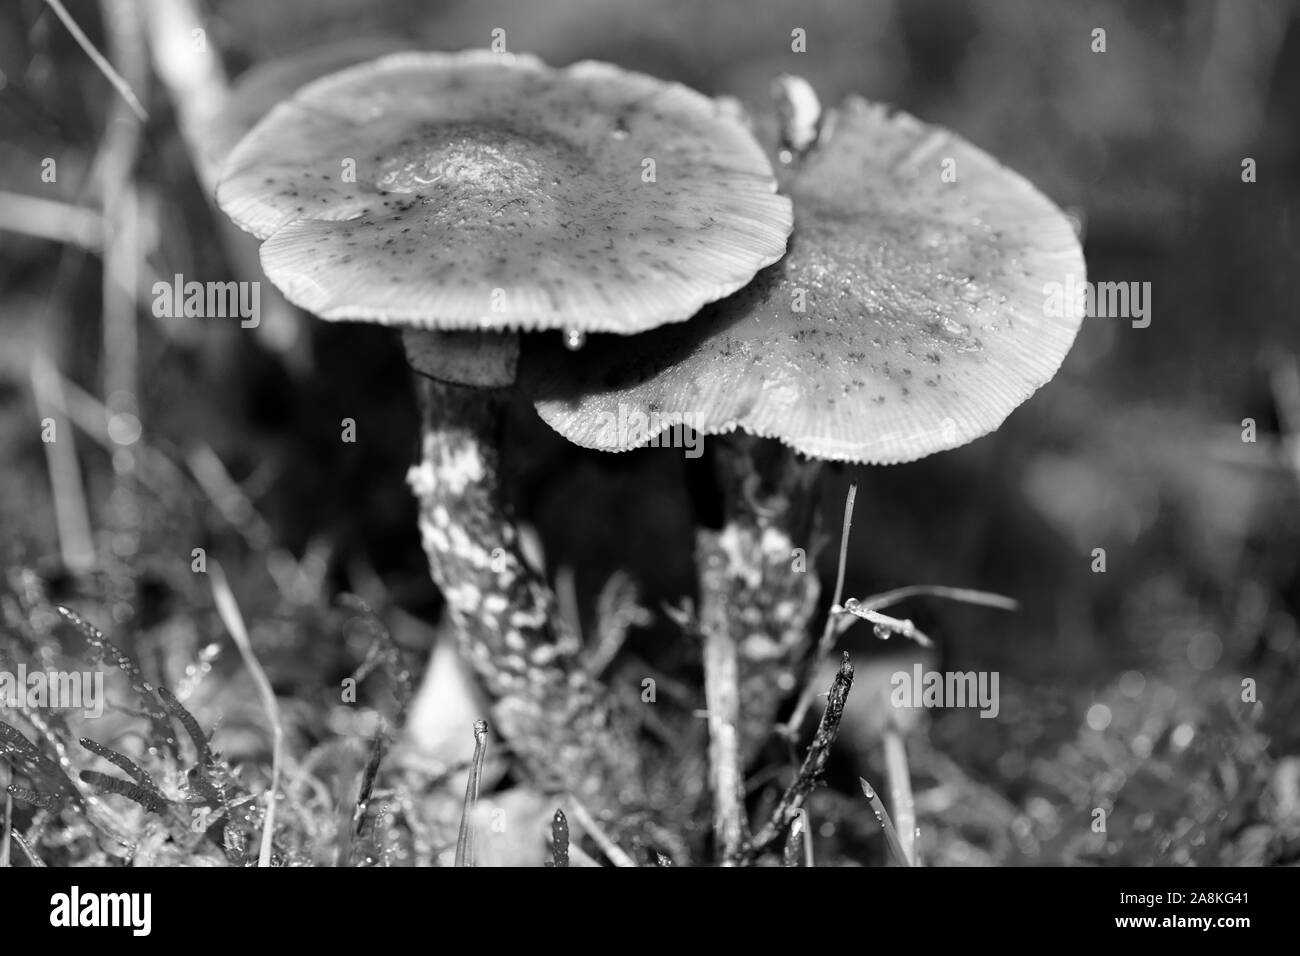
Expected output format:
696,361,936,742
526,96,1087,464
216,50,793,333
208,37,414,173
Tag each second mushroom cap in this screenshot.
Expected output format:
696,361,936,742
526,96,1087,464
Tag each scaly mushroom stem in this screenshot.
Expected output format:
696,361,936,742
405,368,644,814
697,434,823,764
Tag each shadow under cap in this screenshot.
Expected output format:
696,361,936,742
525,96,1087,465
402,329,518,388
216,50,793,334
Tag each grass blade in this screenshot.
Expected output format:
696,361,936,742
42,0,149,121
79,737,160,792
859,776,913,867
567,796,636,868
454,719,488,867
779,482,857,736
210,560,281,867
0,789,10,866
547,808,570,868
883,727,918,866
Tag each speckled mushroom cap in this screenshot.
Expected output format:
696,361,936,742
526,96,1086,464
216,51,793,333
208,38,413,172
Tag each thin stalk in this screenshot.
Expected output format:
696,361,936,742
454,720,488,867
567,796,636,867
780,480,857,737
43,0,149,121
210,561,282,867
30,355,96,573
883,726,917,866
1,785,11,867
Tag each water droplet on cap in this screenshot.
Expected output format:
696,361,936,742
564,328,586,350
941,314,971,336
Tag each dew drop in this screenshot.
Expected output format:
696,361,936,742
563,328,586,350
941,315,970,337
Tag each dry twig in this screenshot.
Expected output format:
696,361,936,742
745,652,854,860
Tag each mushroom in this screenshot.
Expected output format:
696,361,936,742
525,90,1086,760
214,51,793,815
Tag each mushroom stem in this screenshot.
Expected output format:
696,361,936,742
697,534,751,863
404,348,643,813
697,434,823,764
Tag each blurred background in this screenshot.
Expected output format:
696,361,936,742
1,0,1299,865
